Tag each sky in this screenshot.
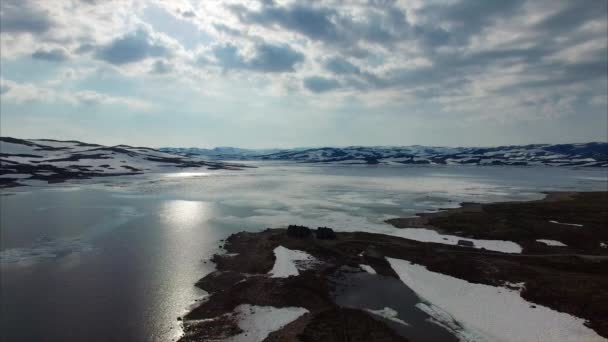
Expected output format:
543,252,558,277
0,0,607,148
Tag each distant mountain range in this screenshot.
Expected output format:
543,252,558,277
160,143,608,167
0,137,246,187
2,138,605,188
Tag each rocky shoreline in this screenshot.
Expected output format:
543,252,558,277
179,192,608,341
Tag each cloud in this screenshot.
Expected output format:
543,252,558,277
229,2,408,49
0,84,10,94
303,76,341,93
94,29,169,65
0,0,54,34
535,1,608,34
213,42,304,73
0,0,606,146
74,90,152,110
181,10,196,18
231,3,339,42
150,60,172,74
325,57,361,75
31,48,69,62
1,78,152,111
418,0,527,46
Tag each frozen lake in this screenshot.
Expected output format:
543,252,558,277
1,163,606,342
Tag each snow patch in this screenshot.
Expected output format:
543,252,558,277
390,228,522,254
227,304,308,342
387,257,605,342
536,239,568,247
359,264,377,274
549,220,583,227
366,307,409,326
269,246,319,278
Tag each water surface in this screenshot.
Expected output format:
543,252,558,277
1,163,606,341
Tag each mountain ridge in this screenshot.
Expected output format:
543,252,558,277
160,142,608,167
0,137,247,188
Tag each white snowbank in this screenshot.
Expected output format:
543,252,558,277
536,239,568,247
387,257,605,342
269,246,318,278
359,264,377,274
227,304,309,342
389,228,522,254
366,307,409,326
549,220,583,227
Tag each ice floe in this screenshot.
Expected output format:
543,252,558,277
387,257,605,342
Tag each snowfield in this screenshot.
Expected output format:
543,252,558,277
387,258,606,342
269,246,319,278
227,304,308,342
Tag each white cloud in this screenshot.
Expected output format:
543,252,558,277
1,78,154,111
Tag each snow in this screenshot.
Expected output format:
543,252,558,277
222,304,308,342
34,172,56,176
389,228,522,254
415,302,479,341
30,140,78,149
549,220,583,227
359,264,377,274
0,141,38,155
268,246,318,278
387,257,605,342
366,307,409,326
536,239,568,247
600,242,607,249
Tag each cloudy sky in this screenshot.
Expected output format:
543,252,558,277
1,0,606,148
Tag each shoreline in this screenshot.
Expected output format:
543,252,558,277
179,191,608,341
386,191,608,255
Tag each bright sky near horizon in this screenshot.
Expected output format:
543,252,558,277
0,0,607,148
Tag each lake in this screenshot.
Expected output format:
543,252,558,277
1,163,606,342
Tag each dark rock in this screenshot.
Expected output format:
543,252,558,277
315,227,336,240
287,225,312,238
457,240,474,247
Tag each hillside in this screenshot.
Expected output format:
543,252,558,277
161,143,608,167
0,137,246,188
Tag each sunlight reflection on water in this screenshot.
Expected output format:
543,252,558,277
161,200,207,227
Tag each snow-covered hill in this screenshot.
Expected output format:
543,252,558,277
0,137,247,187
161,143,608,167
160,146,283,160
